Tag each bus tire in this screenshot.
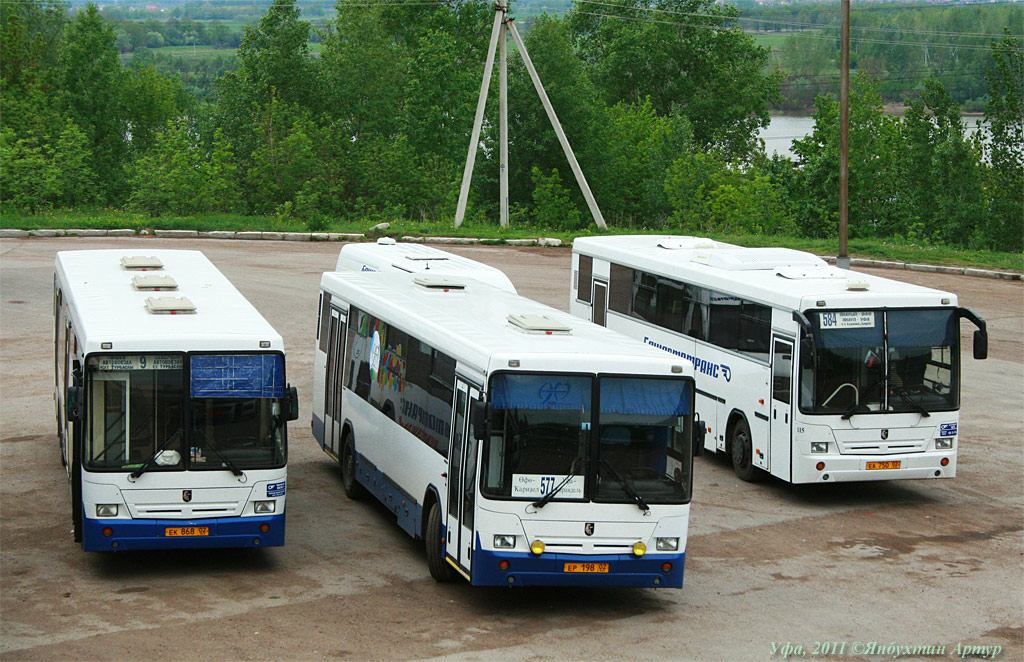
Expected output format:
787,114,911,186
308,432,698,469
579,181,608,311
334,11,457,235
729,418,762,482
341,433,367,500
425,501,454,583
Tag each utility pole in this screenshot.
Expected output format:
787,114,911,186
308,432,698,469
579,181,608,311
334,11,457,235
838,0,850,270
454,3,607,229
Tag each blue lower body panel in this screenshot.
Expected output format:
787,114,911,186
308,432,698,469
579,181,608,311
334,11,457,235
82,513,286,551
471,547,686,588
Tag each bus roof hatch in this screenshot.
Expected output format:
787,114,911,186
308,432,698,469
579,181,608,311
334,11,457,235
132,274,179,290
145,296,196,314
507,313,572,335
120,256,164,270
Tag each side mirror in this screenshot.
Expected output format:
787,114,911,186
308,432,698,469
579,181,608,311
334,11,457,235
285,385,300,421
469,400,490,441
693,419,706,457
973,330,988,361
66,386,82,422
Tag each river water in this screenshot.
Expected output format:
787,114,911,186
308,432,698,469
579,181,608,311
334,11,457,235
759,115,986,160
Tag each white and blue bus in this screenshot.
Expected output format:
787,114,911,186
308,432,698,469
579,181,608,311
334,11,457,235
571,236,988,484
312,271,701,587
54,250,299,551
335,238,517,293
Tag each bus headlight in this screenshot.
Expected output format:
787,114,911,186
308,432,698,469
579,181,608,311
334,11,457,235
254,500,276,514
656,537,679,551
935,438,954,450
493,534,516,549
95,504,118,517
811,442,828,453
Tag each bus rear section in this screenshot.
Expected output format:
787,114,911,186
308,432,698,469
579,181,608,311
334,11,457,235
569,235,987,485
54,250,299,551
313,271,699,587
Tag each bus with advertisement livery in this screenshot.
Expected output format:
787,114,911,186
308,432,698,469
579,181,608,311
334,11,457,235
54,249,299,551
570,235,987,484
312,271,701,587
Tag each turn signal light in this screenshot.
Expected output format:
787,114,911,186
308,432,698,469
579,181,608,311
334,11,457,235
661,562,673,573
498,560,510,571
101,527,113,537
940,457,949,466
816,462,826,471
259,523,271,533
530,540,545,555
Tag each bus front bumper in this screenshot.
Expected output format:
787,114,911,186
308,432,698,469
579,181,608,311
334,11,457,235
82,513,286,551
470,548,685,588
793,451,956,483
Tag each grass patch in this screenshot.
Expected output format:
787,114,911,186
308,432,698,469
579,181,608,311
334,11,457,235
3,209,1020,272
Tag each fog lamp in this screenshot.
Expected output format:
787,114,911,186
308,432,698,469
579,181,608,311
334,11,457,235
656,537,679,551
935,438,953,450
530,540,545,555
254,500,275,514
811,442,828,454
96,504,118,517
940,457,949,467
494,534,516,549
632,542,647,557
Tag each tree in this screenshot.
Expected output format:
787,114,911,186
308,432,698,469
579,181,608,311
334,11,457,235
56,3,127,199
531,167,582,230
53,119,98,207
569,0,781,159
0,129,58,212
129,119,204,215
790,77,903,239
981,31,1024,250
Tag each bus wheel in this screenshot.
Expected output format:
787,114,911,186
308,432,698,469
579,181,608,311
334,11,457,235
341,433,367,500
425,501,453,582
730,418,761,482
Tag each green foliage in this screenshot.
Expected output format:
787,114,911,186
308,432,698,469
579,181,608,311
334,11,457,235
0,129,58,212
981,31,1024,251
531,167,582,230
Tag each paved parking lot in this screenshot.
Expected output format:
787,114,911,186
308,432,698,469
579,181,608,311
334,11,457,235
1,237,1021,661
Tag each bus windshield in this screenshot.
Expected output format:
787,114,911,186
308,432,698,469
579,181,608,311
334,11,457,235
596,377,692,505
800,309,959,415
481,374,592,501
85,353,286,471
480,374,693,504
85,354,185,471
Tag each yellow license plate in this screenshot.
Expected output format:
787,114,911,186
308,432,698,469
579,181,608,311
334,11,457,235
564,562,609,573
866,461,901,470
165,526,209,537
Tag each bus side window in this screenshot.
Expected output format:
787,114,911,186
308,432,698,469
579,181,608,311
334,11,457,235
608,263,632,314
317,292,331,351
577,255,593,304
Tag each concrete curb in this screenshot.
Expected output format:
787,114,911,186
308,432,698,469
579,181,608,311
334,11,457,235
822,255,1021,281
1,228,1016,280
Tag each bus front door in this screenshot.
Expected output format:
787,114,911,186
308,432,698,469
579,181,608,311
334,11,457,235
324,308,347,458
770,337,794,480
446,379,481,578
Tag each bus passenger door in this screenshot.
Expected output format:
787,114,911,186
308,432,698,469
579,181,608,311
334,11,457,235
446,379,481,577
770,337,794,480
324,308,347,458
592,280,608,327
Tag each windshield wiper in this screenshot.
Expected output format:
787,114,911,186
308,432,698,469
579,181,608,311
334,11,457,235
841,377,885,420
892,385,931,417
532,457,586,509
193,429,245,477
129,429,183,480
598,459,649,512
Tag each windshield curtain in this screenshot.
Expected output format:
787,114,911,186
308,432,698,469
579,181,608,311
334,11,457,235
800,309,959,414
596,378,693,505
85,353,286,472
480,373,693,505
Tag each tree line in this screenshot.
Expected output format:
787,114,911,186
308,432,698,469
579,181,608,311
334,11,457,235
1,0,1021,251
